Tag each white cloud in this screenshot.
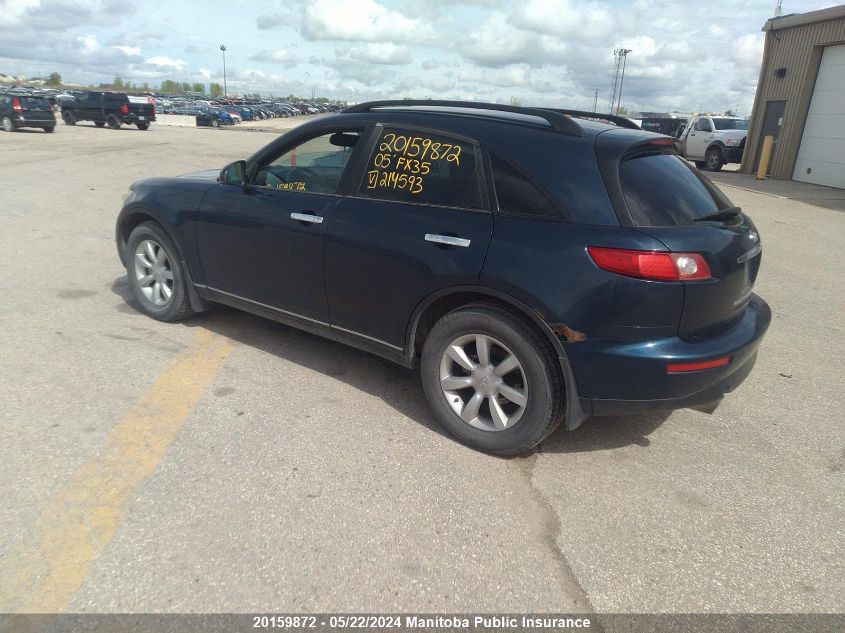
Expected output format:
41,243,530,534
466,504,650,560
249,49,299,65
112,45,140,56
302,0,433,43
78,35,99,54
510,0,613,40
198,67,212,79
346,43,411,65
145,55,186,69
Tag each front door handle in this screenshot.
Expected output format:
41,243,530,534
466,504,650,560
291,212,323,224
425,234,471,248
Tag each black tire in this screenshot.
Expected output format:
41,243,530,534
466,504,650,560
43,126,55,133
694,161,706,169
420,304,564,455
107,114,121,129
705,147,724,172
95,121,105,127
211,118,220,128
125,222,194,322
137,122,149,130
1,116,15,132
62,111,76,125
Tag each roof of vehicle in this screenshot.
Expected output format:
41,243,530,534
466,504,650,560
342,100,641,138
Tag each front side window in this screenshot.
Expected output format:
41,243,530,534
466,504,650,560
357,127,482,209
695,118,712,132
253,130,361,195
490,154,560,218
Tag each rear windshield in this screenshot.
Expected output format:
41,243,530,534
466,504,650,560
21,97,49,108
620,154,722,226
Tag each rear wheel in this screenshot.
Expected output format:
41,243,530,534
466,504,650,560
211,118,220,128
43,126,55,133
1,116,14,132
95,121,105,128
62,111,76,125
137,122,149,130
705,147,724,172
420,304,564,455
107,114,121,129
125,222,194,322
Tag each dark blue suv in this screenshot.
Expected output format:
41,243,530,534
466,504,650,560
116,101,770,455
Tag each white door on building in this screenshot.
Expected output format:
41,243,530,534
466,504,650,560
793,44,845,189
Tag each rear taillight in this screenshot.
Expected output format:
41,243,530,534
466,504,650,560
120,103,129,114
588,246,711,281
11,97,22,112
147,97,155,115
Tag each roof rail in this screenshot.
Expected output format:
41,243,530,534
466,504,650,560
541,108,641,130
342,100,583,136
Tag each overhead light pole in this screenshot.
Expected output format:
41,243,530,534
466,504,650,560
616,48,632,115
220,44,227,99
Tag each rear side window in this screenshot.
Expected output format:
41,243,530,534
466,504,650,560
620,154,720,226
490,154,560,218
358,128,483,209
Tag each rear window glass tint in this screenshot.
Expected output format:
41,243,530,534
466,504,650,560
620,154,720,226
491,154,559,217
21,97,49,108
358,128,483,209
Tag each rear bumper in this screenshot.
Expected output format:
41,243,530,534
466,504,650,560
120,115,156,124
10,114,55,128
565,294,771,417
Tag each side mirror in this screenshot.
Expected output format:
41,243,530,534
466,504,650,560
218,160,246,186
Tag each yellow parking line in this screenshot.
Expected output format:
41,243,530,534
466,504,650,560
0,328,233,612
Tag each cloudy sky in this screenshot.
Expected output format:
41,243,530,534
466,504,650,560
0,0,836,112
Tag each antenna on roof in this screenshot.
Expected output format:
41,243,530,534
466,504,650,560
774,0,783,16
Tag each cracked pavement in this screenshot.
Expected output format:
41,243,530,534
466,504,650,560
0,121,842,613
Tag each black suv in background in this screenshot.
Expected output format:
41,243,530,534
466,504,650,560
116,101,770,455
62,92,155,130
0,94,56,133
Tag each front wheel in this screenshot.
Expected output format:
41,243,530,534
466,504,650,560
62,111,76,125
210,118,220,128
705,147,724,172
1,116,14,132
43,126,55,133
420,304,564,455
106,114,121,129
125,222,194,322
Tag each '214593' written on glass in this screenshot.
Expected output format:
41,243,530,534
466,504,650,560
365,132,464,196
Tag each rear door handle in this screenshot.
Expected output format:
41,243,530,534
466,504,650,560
291,212,323,224
425,234,471,248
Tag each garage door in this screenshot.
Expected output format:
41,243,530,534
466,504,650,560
793,44,845,189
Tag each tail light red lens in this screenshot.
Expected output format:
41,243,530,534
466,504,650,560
120,103,129,114
11,97,22,112
588,246,711,281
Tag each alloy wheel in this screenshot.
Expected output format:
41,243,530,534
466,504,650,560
439,334,528,431
133,239,174,306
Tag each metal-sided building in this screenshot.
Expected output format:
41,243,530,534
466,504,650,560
740,5,845,189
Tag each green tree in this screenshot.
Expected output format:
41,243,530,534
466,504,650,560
509,96,522,107
192,82,205,94
46,72,62,87
142,82,150,92
160,79,180,93
181,82,191,92
209,83,223,97
113,76,124,90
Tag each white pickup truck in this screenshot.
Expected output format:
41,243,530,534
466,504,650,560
679,115,748,172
